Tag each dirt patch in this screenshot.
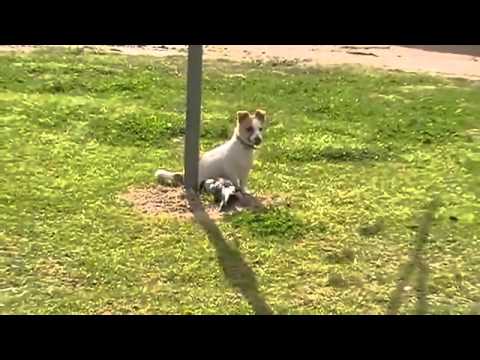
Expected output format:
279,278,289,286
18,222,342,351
2,45,480,80
119,185,276,220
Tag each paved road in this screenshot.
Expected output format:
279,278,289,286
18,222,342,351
401,45,480,57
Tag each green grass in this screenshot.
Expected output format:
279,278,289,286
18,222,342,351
1,48,479,314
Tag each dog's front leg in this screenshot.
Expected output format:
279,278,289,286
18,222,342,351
231,176,248,194
238,176,251,195
232,177,243,192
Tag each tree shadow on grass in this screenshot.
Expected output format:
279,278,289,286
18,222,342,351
387,198,440,315
186,190,273,315
284,146,391,163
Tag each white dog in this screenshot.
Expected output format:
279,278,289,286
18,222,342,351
155,109,267,193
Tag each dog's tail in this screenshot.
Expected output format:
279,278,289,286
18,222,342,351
154,169,184,187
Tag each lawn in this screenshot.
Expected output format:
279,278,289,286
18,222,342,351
1,47,479,314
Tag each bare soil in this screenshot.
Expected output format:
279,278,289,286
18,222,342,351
2,45,479,80
119,185,275,220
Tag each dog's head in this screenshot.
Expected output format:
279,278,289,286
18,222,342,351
236,109,267,147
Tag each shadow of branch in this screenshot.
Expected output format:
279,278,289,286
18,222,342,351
186,190,273,315
387,198,440,315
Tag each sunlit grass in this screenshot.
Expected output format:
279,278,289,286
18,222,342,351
1,48,479,314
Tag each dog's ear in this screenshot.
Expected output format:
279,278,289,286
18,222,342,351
236,111,251,124
255,109,266,123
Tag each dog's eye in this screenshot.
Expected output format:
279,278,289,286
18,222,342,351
259,127,263,131
246,126,254,132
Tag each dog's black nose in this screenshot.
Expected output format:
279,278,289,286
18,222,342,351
254,137,262,145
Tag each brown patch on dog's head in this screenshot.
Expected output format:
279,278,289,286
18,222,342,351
236,111,253,140
237,111,251,125
254,109,267,124
235,110,267,147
